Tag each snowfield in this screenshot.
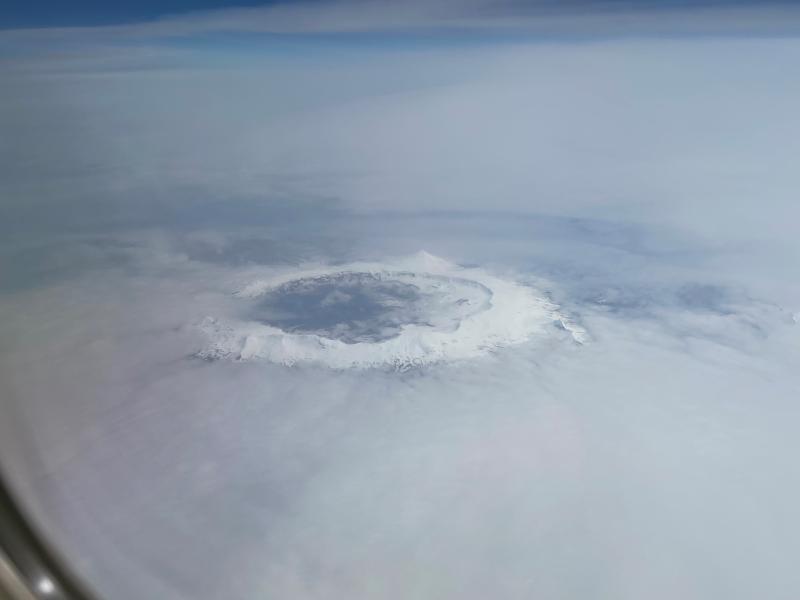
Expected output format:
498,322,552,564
198,251,586,369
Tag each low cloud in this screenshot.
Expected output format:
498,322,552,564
1,5,800,600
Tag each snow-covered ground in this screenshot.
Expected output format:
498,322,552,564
199,252,586,369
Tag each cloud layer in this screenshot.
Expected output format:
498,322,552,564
1,5,800,600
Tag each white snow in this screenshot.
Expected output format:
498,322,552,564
198,252,586,369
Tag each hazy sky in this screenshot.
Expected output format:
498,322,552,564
1,2,799,599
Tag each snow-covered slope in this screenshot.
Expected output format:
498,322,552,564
198,252,585,369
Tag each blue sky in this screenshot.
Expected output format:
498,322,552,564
0,0,274,28
2,0,796,30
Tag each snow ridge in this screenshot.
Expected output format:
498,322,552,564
198,252,585,369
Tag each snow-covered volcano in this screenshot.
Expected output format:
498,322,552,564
199,252,585,369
